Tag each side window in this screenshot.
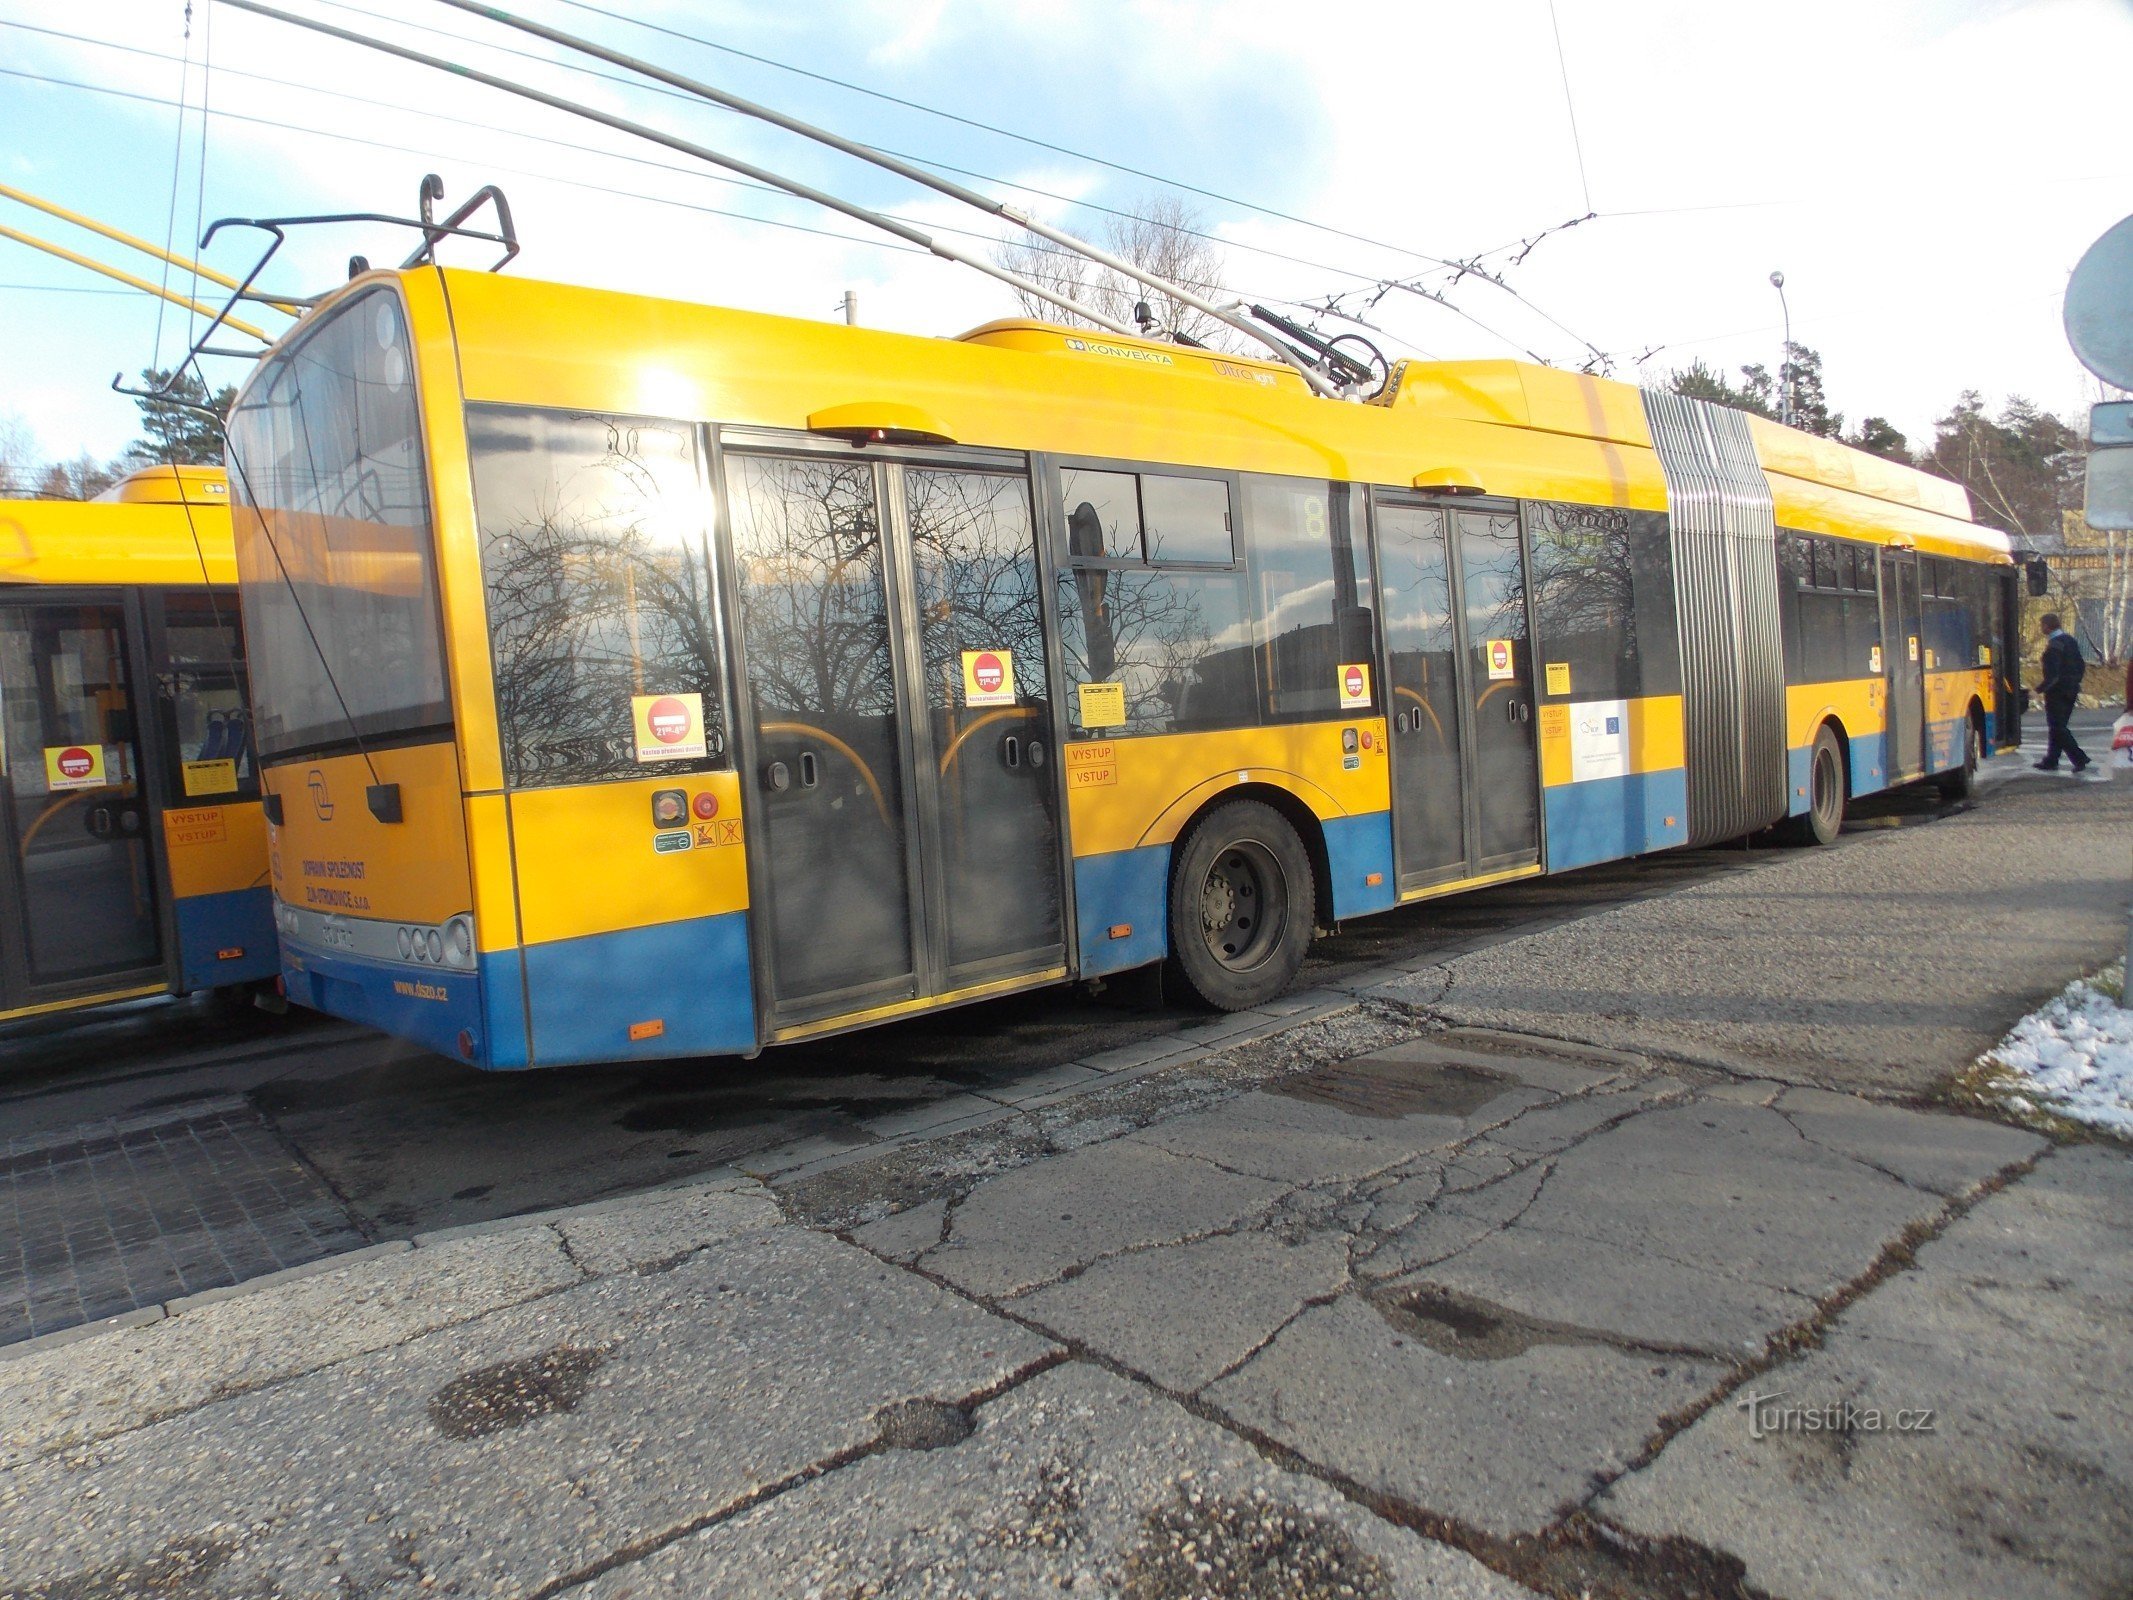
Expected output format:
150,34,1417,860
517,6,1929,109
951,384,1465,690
153,590,259,803
1243,476,1370,720
470,406,726,788
1529,503,1676,700
1057,465,1249,736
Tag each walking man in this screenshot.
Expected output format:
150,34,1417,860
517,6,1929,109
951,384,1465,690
2032,612,2097,776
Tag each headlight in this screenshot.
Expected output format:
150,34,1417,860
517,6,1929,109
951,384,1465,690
442,914,475,969
425,929,444,964
397,927,415,959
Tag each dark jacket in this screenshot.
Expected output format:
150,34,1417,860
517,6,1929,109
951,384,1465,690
2040,631,2085,699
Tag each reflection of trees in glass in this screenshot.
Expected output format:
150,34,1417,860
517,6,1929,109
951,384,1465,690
1461,511,1529,642
728,457,894,720
906,471,1046,702
1059,544,1241,735
479,415,722,787
1529,503,1635,673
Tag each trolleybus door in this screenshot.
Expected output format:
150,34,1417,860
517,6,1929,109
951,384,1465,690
0,594,164,1010
724,449,1065,1029
1881,550,1925,781
1374,497,1542,884
1373,500,1469,889
1456,506,1542,872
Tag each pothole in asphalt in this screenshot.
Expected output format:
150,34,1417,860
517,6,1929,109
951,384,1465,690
1122,1486,1389,1599
428,1345,606,1440
875,1397,974,1450
1374,1285,1548,1360
1272,1056,1509,1119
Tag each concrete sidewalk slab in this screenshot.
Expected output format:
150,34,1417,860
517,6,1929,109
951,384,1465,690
0,1222,1057,1600
1401,780,2133,1095
1206,1294,1723,1535
1600,1144,2133,1600
567,1362,1531,1600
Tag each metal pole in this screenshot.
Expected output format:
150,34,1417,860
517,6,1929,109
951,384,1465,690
217,0,1145,340
844,289,858,327
0,222,273,341
1769,269,1791,428
0,182,305,314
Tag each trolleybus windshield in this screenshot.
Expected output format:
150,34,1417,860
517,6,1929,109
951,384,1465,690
226,288,448,760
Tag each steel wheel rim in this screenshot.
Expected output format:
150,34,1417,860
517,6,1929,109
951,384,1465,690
1199,840,1288,972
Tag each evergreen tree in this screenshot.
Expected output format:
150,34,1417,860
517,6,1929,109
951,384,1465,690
123,367,235,467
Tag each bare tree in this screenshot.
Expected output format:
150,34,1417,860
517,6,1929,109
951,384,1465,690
996,193,1243,350
0,413,42,497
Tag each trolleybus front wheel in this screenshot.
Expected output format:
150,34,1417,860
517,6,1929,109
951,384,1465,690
1782,725,1847,847
1166,799,1314,1011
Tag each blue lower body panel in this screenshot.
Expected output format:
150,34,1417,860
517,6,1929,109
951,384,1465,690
282,938,487,1065
517,911,755,1067
172,886,278,991
1075,846,1170,977
1846,731,1889,796
1323,812,1396,919
1543,769,1689,872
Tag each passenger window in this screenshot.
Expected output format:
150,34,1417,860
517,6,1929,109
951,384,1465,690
1243,476,1369,719
470,406,725,788
1141,474,1233,565
1061,469,1143,561
154,591,259,802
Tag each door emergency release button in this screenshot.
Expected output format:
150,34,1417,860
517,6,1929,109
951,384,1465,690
651,788,687,827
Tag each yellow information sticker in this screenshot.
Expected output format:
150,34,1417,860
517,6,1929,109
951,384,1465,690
44,743,106,791
1545,661,1572,696
961,649,1017,707
1485,639,1515,681
1979,645,1993,667
1076,681,1126,729
1336,662,1372,710
1870,645,1884,674
182,757,239,797
631,693,708,762
1066,741,1118,787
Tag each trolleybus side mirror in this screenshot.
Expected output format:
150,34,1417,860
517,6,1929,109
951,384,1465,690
2025,558,2050,596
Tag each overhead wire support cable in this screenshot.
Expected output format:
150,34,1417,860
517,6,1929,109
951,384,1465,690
214,0,1146,340
424,0,1341,396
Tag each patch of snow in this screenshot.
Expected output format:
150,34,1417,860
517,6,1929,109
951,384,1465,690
1978,965,2133,1136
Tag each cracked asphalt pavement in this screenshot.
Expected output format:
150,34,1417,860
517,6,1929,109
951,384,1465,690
0,761,2129,1598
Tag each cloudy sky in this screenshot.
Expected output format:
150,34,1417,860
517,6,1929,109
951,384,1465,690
3,0,2129,467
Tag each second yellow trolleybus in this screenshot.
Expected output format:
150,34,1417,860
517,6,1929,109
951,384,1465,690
226,268,2020,1068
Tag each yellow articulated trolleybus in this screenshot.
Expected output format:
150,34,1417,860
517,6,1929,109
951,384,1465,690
0,466,276,1022
226,268,2021,1069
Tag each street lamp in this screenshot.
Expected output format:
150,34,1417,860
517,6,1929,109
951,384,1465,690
1769,270,1792,428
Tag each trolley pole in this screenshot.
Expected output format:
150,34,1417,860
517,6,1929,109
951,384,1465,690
1769,270,1791,428
843,289,859,327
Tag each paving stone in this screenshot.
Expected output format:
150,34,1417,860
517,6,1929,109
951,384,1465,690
570,1362,1529,1600
1601,1146,2133,1600
0,1101,368,1347
1207,1295,1723,1535
0,1225,1058,1599
1017,1227,1353,1392
921,1138,1289,1300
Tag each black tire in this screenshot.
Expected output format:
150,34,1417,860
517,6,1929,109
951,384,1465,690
1780,725,1847,846
1937,712,1982,801
1165,799,1315,1011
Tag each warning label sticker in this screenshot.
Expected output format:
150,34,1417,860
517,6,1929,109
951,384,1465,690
44,744,105,791
962,650,1016,707
633,693,708,762
1076,681,1126,729
1485,640,1515,682
1336,662,1371,710
182,757,239,797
